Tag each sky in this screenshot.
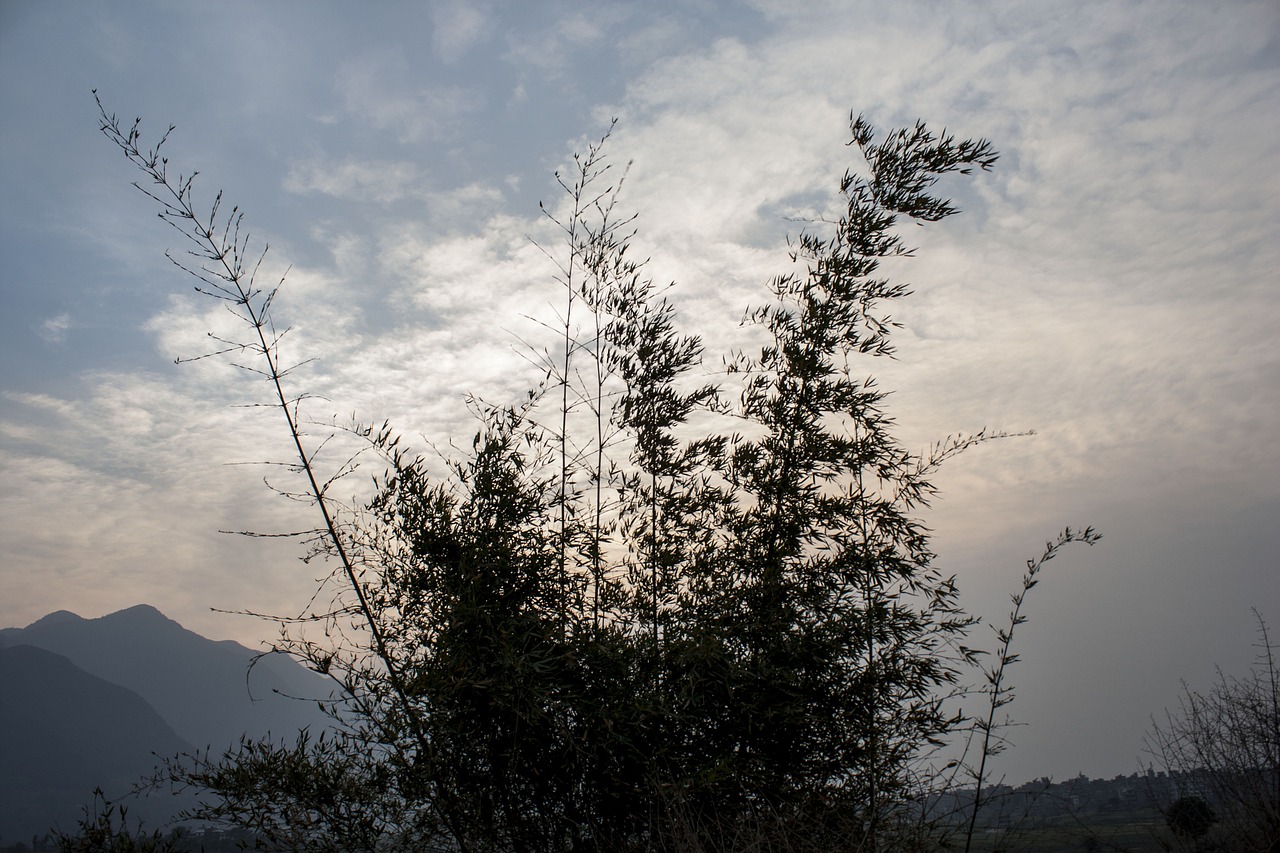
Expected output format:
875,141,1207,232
1,0,1277,787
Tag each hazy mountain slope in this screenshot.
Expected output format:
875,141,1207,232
0,605,335,751
0,644,194,842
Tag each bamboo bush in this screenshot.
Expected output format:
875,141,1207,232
91,92,1099,852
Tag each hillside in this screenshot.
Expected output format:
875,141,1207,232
0,604,335,749
0,605,340,843
0,643,193,842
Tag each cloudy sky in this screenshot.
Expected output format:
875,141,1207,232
2,0,1277,786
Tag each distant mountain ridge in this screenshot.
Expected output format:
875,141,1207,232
0,643,194,841
0,604,339,843
0,604,335,749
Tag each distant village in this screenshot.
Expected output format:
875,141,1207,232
936,767,1195,827
927,767,1238,851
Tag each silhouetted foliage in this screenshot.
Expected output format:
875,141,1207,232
1166,795,1216,840
88,92,1100,852
1147,611,1280,853
961,529,1102,853
52,790,183,853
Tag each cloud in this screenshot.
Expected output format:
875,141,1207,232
5,0,1279,786
0,370,328,639
430,0,492,63
422,182,510,231
38,313,71,343
502,6,631,80
557,2,1279,783
336,55,484,144
284,156,425,204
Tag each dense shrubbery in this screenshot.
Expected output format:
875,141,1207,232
88,94,1100,851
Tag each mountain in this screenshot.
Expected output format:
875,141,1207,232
0,643,194,842
0,605,336,751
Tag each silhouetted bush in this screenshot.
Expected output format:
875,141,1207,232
88,94,1099,852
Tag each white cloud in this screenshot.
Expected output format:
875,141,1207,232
5,0,1279,786
503,6,627,79
561,2,1279,783
336,55,484,144
424,182,509,231
0,369,329,639
430,0,492,63
38,313,71,343
284,156,425,204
